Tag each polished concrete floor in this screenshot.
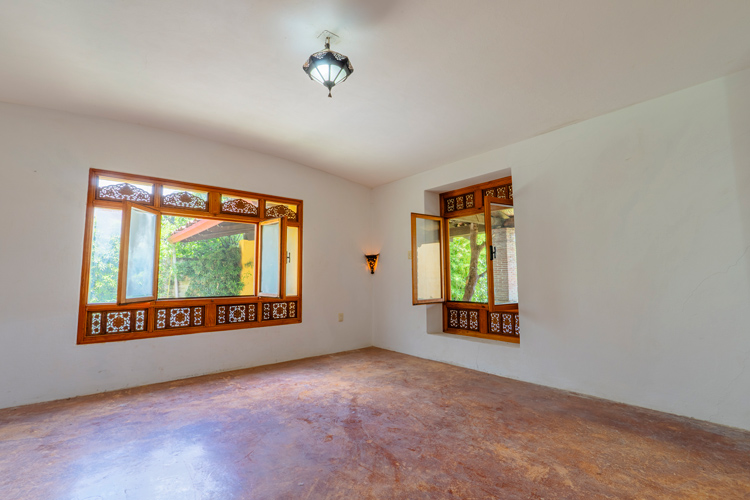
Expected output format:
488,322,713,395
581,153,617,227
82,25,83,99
1,347,749,500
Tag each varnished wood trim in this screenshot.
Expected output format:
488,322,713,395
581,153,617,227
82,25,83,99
411,213,445,305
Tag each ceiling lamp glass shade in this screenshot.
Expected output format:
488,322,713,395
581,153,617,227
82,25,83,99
303,37,353,98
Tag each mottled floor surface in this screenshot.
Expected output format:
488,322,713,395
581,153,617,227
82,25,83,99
1,348,749,500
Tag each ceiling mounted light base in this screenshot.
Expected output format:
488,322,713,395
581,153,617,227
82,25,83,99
303,32,353,98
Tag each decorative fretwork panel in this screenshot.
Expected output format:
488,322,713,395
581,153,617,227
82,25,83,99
265,203,298,221
217,303,257,325
229,305,246,323
272,302,288,319
155,306,204,329
447,308,480,332
483,184,511,202
98,183,152,204
161,191,208,211
448,309,459,328
135,310,146,332
156,309,167,329
260,301,295,321
489,312,501,334
465,193,474,209
221,197,259,216
502,313,514,335
106,311,131,334
469,310,479,330
169,307,191,328
262,303,270,321
489,312,519,337
88,309,148,336
444,193,475,214
90,312,102,335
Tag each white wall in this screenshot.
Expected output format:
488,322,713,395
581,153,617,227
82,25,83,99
372,69,750,431
0,102,373,409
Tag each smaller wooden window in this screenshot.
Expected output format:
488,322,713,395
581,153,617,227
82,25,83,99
411,176,519,343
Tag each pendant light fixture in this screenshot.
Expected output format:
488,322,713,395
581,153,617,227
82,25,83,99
303,31,353,98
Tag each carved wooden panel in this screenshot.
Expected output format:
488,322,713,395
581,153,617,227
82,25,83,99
265,204,297,221
483,184,512,202
135,310,147,332
489,312,501,334
98,183,153,204
218,304,256,325
161,191,208,211
489,312,519,337
90,312,102,335
272,302,288,319
444,193,474,214
262,303,270,321
448,309,459,328
88,310,148,335
155,306,205,329
447,308,480,332
221,197,259,216
261,301,295,320
465,193,474,209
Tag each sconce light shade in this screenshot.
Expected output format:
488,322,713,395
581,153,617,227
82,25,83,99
303,36,353,98
365,254,379,274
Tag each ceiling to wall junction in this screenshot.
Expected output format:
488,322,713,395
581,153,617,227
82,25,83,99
0,0,749,187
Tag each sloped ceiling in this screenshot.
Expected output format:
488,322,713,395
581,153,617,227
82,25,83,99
1,0,749,186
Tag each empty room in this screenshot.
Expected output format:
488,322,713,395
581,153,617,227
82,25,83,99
1,1,749,499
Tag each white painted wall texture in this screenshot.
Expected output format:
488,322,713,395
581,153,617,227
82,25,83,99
371,69,750,431
0,102,373,409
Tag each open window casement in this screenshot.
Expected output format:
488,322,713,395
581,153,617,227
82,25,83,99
117,202,161,304
258,217,287,298
484,197,518,311
411,213,445,305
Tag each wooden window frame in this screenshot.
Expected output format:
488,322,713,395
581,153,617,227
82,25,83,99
77,169,303,344
411,176,520,343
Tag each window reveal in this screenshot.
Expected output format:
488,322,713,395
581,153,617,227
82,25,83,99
411,176,519,343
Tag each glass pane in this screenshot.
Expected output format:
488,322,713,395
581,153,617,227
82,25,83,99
448,214,487,303
88,208,122,304
286,226,299,296
490,205,518,305
158,216,256,298
125,207,157,299
415,218,442,301
260,221,281,296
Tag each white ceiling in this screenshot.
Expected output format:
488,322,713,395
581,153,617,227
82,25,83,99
1,1,749,187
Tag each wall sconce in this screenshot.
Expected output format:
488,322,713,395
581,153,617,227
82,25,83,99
365,254,379,274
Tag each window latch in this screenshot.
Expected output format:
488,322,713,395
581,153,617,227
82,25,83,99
287,252,291,264
490,246,496,261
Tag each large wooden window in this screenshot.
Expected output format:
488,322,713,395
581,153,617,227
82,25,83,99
411,177,519,343
77,169,302,344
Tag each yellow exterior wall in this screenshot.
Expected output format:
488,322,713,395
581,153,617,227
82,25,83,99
239,239,255,295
